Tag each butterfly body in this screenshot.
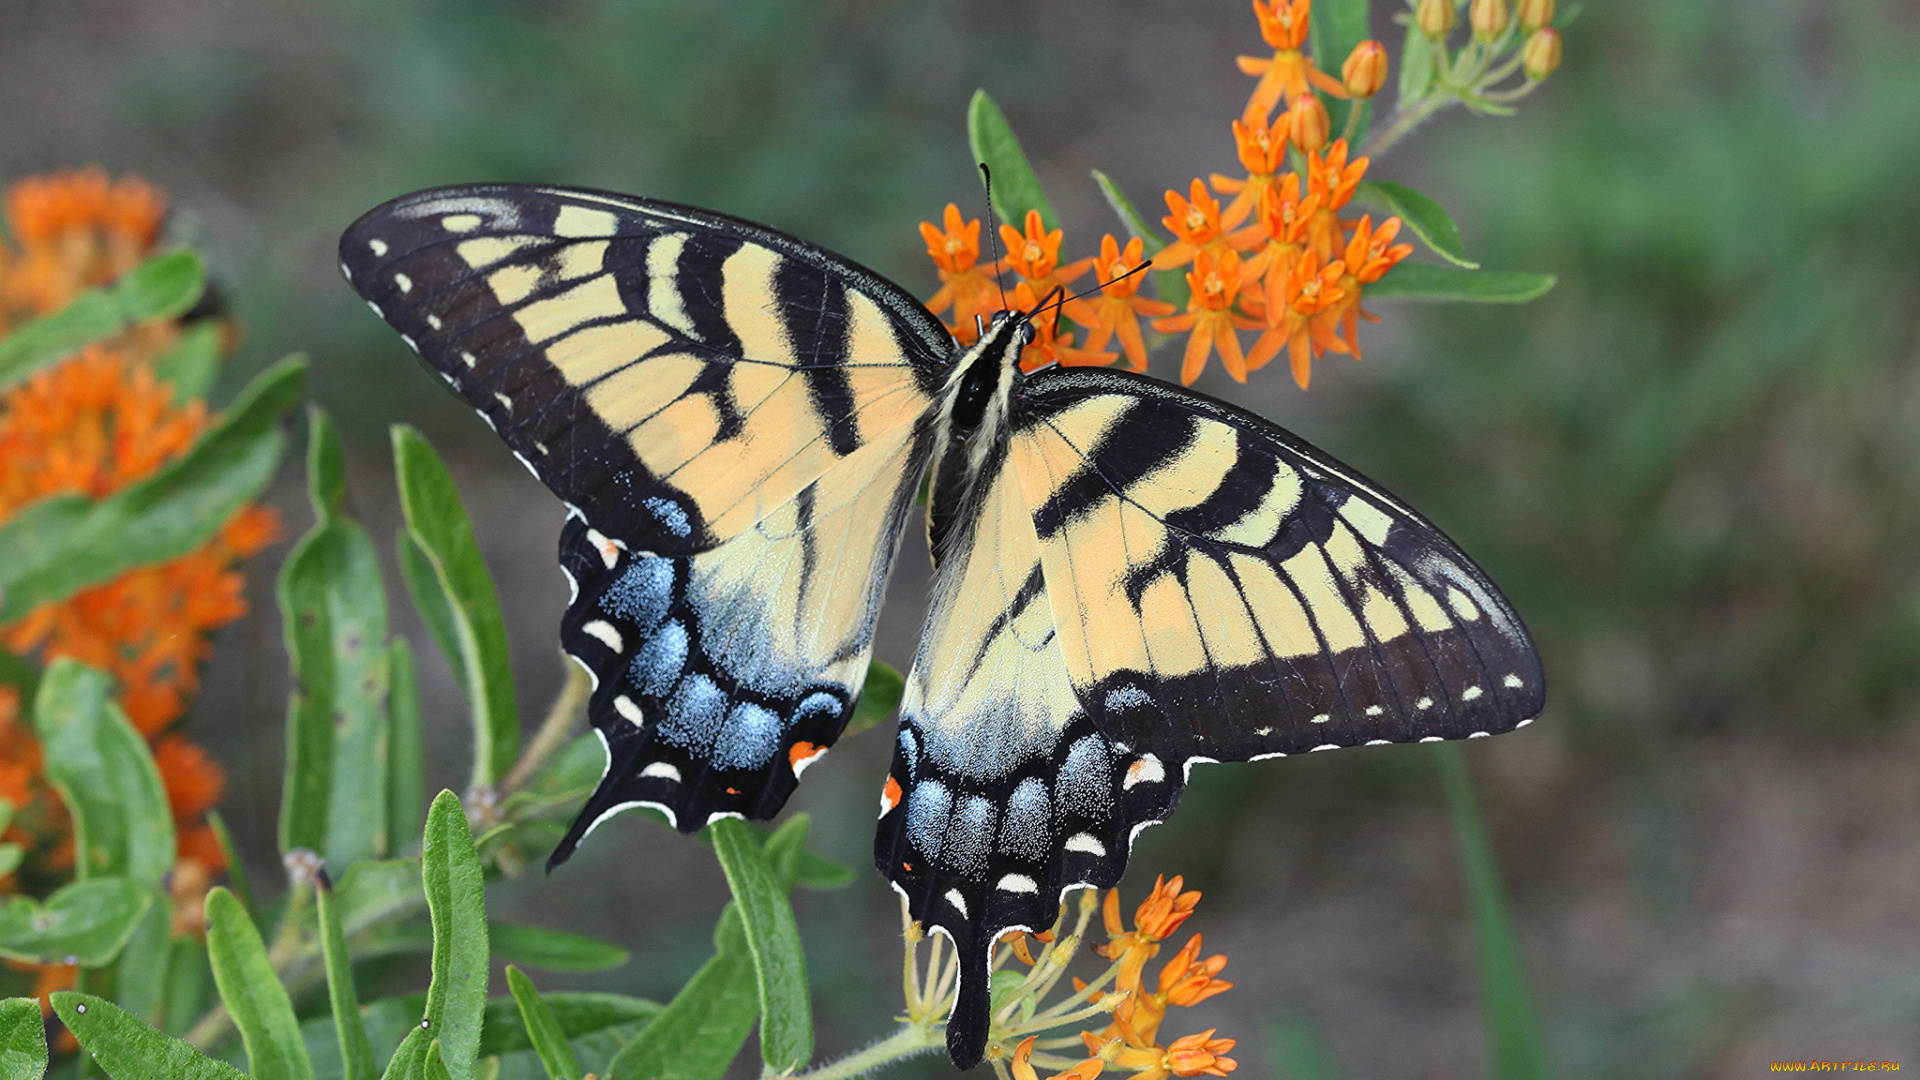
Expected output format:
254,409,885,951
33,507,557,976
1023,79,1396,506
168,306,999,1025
340,184,1544,1069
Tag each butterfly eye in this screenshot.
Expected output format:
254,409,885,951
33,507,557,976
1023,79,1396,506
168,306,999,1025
1015,321,1036,347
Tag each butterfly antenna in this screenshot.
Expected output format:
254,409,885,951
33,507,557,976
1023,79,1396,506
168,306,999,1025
980,163,1009,313
1044,260,1152,322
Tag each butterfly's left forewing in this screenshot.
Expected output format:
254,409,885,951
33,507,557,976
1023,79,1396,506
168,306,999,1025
340,185,952,842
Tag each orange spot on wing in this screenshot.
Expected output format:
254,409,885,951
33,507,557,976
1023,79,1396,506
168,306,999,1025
880,774,903,816
789,740,824,772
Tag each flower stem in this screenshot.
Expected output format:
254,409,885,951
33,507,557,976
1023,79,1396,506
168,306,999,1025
789,1023,945,1080
1362,91,1455,159
498,655,591,796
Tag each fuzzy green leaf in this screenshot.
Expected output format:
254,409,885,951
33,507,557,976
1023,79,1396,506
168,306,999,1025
162,937,213,1038
477,993,660,1057
842,660,905,737
113,886,174,1027
0,357,303,623
505,968,582,1080
392,426,520,787
319,875,379,1080
0,848,18,882
1091,169,1189,313
280,409,392,863
1310,0,1374,143
968,90,1058,232
1352,180,1478,268
0,997,48,1080
0,878,151,967
422,791,490,1080
489,924,628,974
709,818,810,1073
1434,744,1552,1080
1365,262,1556,303
206,887,316,1080
32,659,173,883
607,907,757,1080
206,810,254,917
381,1029,431,1080
0,248,205,393
54,993,249,1080
1397,17,1435,103
387,639,426,857
152,320,225,403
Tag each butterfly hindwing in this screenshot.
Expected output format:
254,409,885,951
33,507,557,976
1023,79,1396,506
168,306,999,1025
339,184,950,838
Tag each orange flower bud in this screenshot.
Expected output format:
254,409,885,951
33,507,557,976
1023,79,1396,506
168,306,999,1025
1286,93,1330,154
1416,0,1455,41
1518,0,1554,33
1522,27,1562,79
1470,0,1510,41
1341,40,1388,99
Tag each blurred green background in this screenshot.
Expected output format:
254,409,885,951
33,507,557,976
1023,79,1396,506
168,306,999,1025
5,0,1918,1075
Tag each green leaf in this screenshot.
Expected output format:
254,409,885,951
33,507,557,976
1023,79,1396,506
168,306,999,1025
1310,0,1374,143
967,90,1058,232
0,847,18,882
53,993,249,1080
1352,180,1478,268
0,249,206,393
1434,744,1552,1080
206,887,317,1080
0,357,304,623
489,924,628,974
113,886,174,1027
1267,1011,1349,1080
1365,262,1556,303
422,791,490,1080
759,815,809,888
841,660,905,737
0,879,152,966
1397,17,1435,104
1091,169,1189,313
425,1041,454,1080
794,851,856,891
278,407,391,864
0,997,49,1080
332,859,425,939
152,320,225,403
392,427,520,788
31,659,173,883
708,818,810,1073
206,810,254,917
504,968,582,1080
319,875,379,1080
161,938,212,1037
608,907,757,1080
396,536,468,697
477,994,660,1057
0,649,40,717
381,1029,430,1080
0,881,149,968
387,639,426,857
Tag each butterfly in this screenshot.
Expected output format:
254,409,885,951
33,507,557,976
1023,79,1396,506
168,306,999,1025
339,184,1544,1069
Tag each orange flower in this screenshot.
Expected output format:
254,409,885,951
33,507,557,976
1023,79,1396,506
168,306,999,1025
1304,140,1370,261
1096,874,1207,992
1107,933,1235,1048
1152,251,1263,385
1012,1034,1106,1080
1247,248,1348,388
1082,236,1175,372
920,204,1007,345
1322,214,1414,360
1154,180,1249,274
0,169,270,888
1210,114,1292,228
1000,210,1097,329
1,168,166,326
1241,175,1322,312
1237,0,1348,123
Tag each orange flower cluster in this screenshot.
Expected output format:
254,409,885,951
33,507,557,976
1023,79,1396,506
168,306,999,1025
919,0,1413,390
0,170,272,906
1011,876,1237,1080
